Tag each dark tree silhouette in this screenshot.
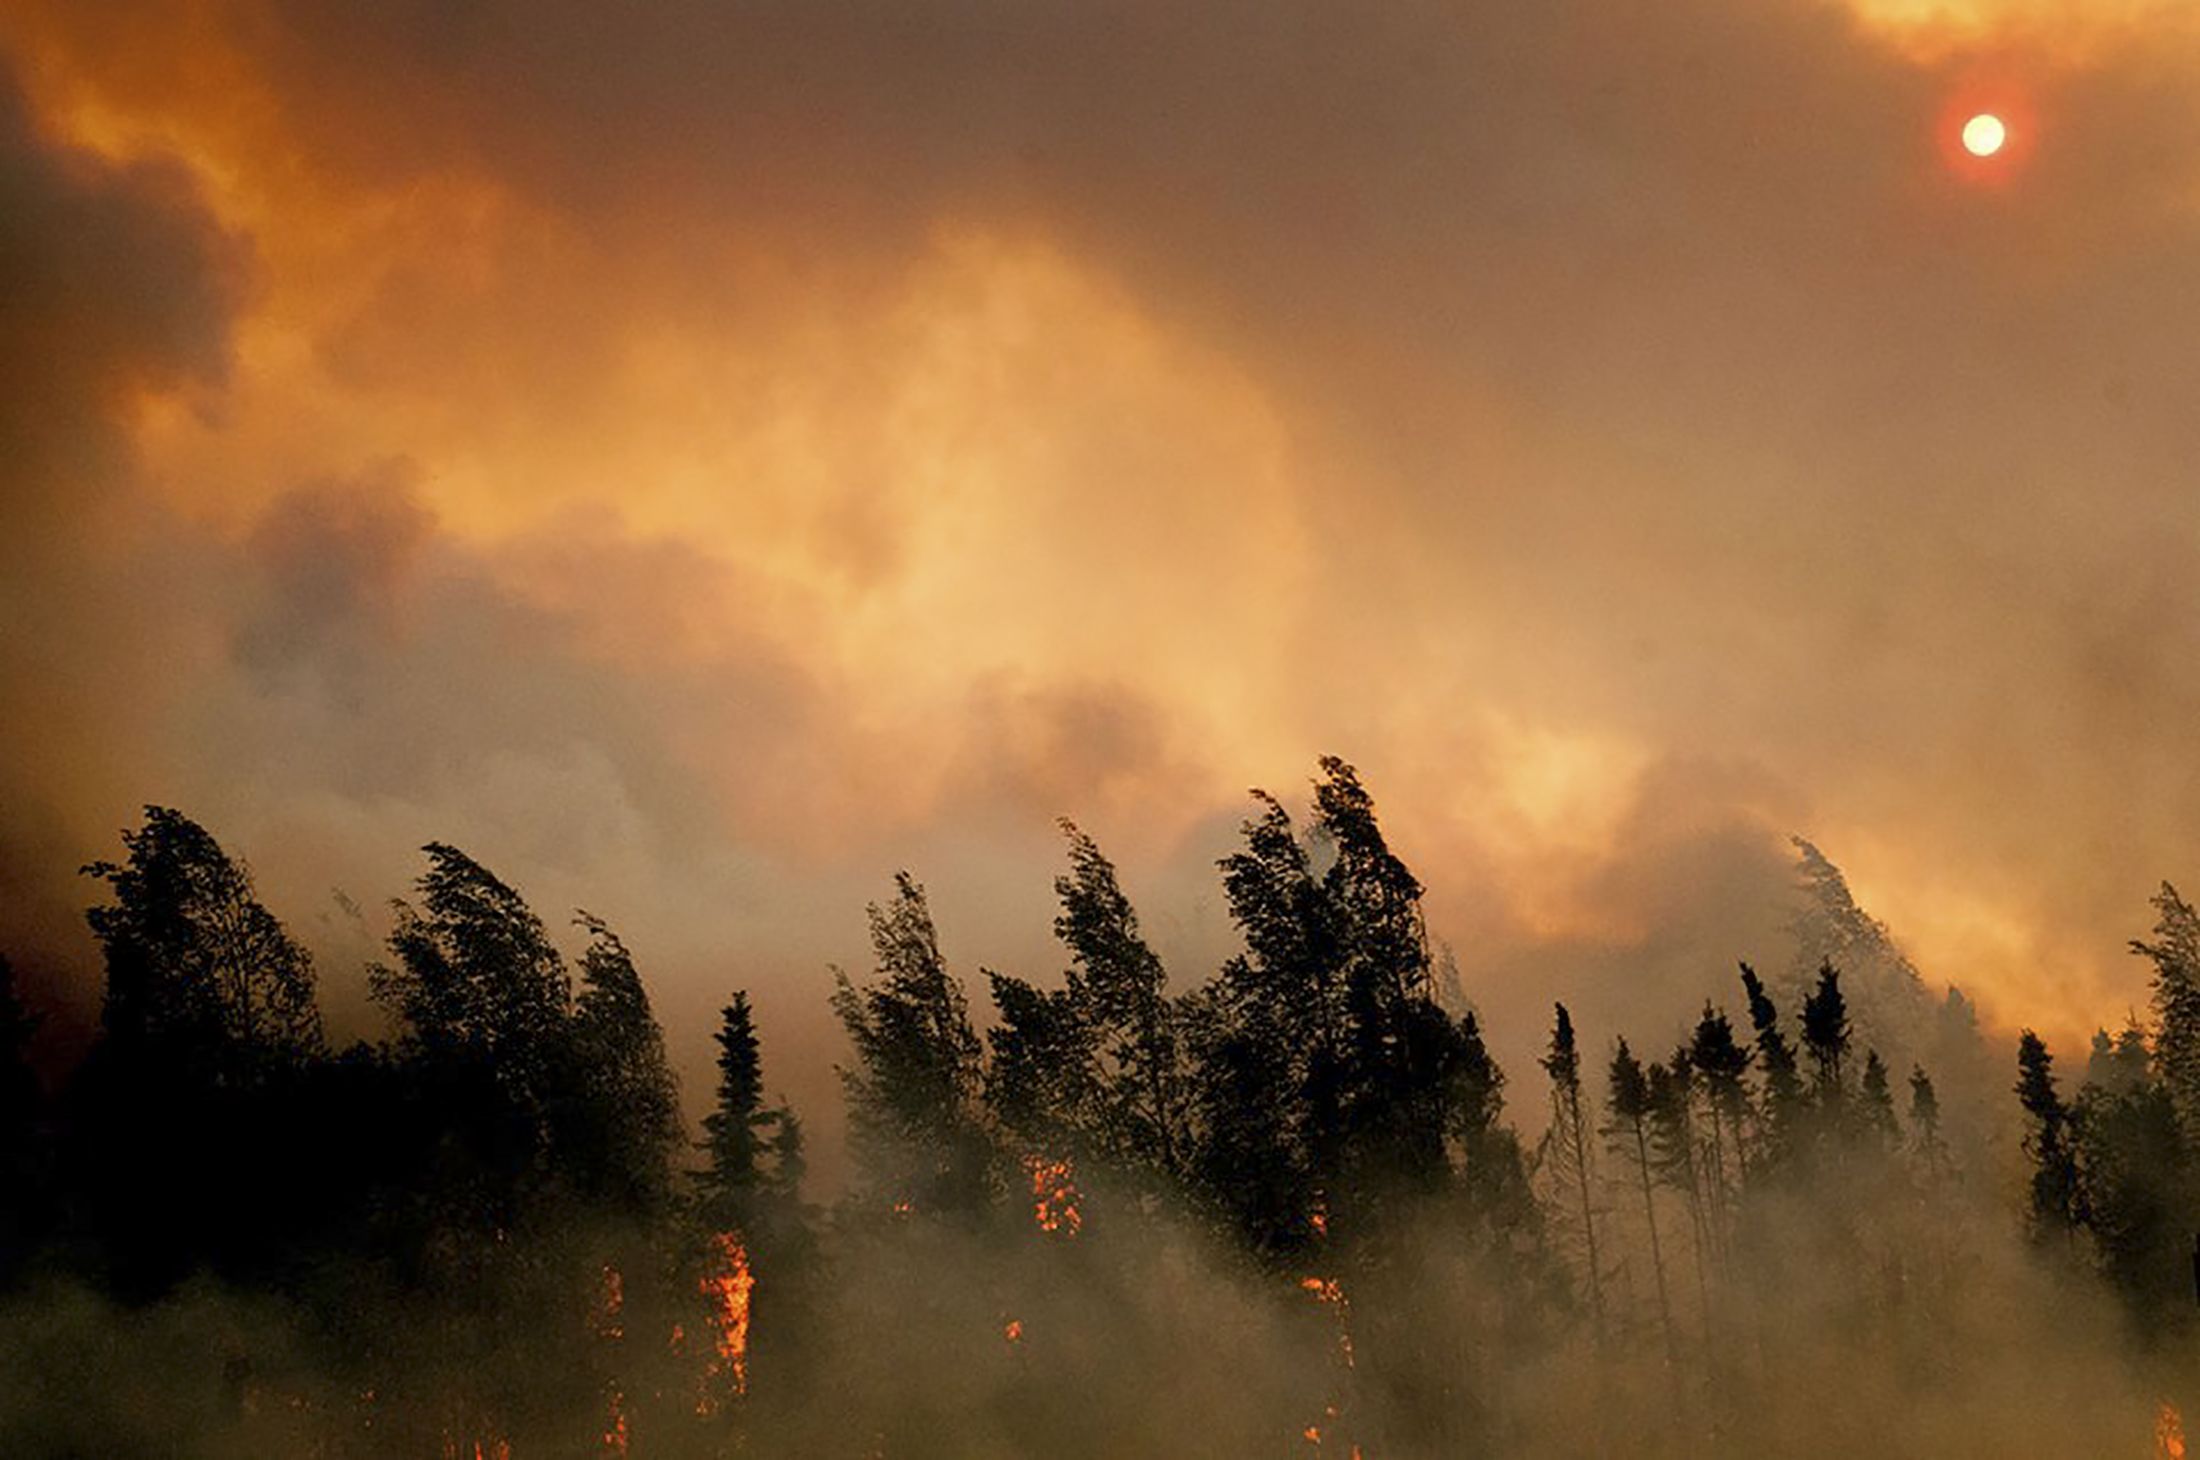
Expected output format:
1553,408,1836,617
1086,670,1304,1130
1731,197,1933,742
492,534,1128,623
1605,1039,1676,1371
2015,1030,2081,1245
1739,963,1803,1166
831,872,989,1215
1053,821,1184,1181
566,913,682,1211
1538,1004,1606,1342
84,805,322,1079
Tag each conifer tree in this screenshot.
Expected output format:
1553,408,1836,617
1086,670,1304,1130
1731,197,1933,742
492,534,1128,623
1539,1004,1605,1341
1907,1065,1948,1179
1739,963,1803,1165
2014,1030,2081,1244
1800,961,1853,1104
1687,1004,1748,1238
1859,1049,1898,1147
1605,1039,1675,1369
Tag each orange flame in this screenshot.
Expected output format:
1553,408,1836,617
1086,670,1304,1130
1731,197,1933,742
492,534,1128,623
602,1386,629,1456
1025,1156,1083,1237
1004,1318,1024,1344
2160,1402,2187,1460
697,1230,756,1411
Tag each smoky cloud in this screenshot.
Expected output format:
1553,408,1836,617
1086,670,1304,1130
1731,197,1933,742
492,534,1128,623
1,0,2198,1122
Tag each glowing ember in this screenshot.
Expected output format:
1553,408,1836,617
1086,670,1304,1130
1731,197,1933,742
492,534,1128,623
602,1386,629,1456
595,1264,625,1341
697,1230,757,1410
1004,1318,1024,1344
2161,1402,2188,1460
1025,1156,1083,1236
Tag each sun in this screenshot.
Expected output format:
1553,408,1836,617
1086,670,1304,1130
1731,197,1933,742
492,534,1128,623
1962,113,2007,158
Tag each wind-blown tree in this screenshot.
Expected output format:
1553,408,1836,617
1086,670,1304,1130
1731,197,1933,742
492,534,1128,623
372,843,573,1095
2015,1031,2082,1245
831,873,989,1216
1739,964,1803,1167
1538,1004,1606,1343
984,968,1100,1159
1312,756,1455,1212
1052,821,1184,1181
2131,883,2200,1138
83,805,323,1080
2071,1060,2190,1322
565,913,682,1212
1192,789,1339,1255
75,808,327,1291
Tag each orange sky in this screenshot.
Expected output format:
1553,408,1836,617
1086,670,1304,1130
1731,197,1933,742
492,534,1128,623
4,0,2199,1131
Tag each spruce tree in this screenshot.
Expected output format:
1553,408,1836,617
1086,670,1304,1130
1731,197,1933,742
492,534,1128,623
1800,962,1853,1106
1605,1039,1676,1369
1539,1004,1606,1342
2014,1031,2082,1244
1739,963,1803,1165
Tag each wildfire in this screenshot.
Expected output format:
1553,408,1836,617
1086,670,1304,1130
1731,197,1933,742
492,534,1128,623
595,1264,625,1341
697,1230,757,1410
602,1387,629,1456
2160,1402,2187,1460
1025,1156,1083,1236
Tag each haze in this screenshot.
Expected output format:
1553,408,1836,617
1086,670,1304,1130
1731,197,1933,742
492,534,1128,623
4,0,2199,1158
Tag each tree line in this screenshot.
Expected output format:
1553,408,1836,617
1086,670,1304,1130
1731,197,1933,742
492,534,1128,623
0,758,2192,1456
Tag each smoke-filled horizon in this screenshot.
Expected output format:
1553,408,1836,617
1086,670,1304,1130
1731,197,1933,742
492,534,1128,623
7,0,2200,1171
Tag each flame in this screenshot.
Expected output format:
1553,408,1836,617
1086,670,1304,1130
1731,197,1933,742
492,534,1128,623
697,1230,757,1411
1004,1318,1024,1344
602,1387,629,1456
2160,1402,2187,1460
1025,1156,1083,1237
595,1264,626,1341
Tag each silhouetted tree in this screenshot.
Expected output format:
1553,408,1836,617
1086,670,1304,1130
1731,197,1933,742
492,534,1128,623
1739,963,1802,1166
2015,1030,2081,1245
1605,1039,1675,1370
372,843,573,1099
564,913,681,1211
1688,1004,1749,1241
1800,962,1852,1106
84,805,322,1080
1859,1049,1898,1146
831,873,989,1215
1907,1065,1948,1179
1538,1004,1606,1342
2131,883,2200,1138
1053,822,1184,1181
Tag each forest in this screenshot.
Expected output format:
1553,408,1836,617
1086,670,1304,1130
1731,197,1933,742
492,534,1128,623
1,756,2197,1457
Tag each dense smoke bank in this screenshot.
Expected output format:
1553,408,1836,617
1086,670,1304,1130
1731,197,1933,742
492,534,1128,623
0,762,2196,1457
